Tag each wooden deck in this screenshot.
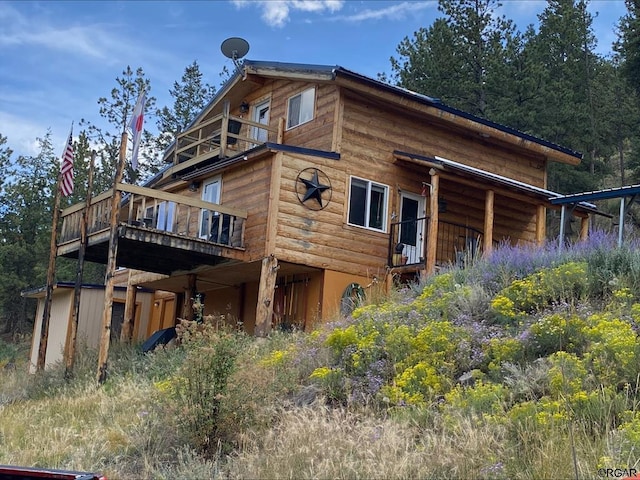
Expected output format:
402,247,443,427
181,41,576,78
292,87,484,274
58,183,248,275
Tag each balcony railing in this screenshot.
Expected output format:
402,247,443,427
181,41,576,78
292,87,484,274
59,183,247,249
168,100,283,167
388,217,483,268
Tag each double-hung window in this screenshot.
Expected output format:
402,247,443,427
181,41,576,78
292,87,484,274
347,176,389,232
287,87,315,129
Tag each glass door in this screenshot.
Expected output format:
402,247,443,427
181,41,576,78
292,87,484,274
199,177,221,240
399,191,426,264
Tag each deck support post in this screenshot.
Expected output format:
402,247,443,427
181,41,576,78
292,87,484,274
483,190,494,256
182,274,197,320
64,151,96,375
559,205,567,251
255,255,278,337
97,131,128,384
425,170,439,275
38,168,63,371
120,270,137,343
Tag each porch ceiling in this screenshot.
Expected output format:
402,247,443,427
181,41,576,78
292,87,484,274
137,261,322,293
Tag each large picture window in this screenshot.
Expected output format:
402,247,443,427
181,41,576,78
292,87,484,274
347,177,389,232
287,87,315,129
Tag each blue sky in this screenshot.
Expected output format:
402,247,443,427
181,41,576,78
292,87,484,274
0,0,628,160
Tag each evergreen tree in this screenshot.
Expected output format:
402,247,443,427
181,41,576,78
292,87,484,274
529,0,608,193
388,0,516,118
81,66,156,185
0,133,58,333
155,61,216,157
614,0,640,184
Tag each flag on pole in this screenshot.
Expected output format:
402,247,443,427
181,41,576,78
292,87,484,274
60,126,74,197
129,91,146,171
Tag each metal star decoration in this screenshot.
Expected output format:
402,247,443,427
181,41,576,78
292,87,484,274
296,168,332,210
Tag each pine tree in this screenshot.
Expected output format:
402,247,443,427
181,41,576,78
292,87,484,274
155,61,216,157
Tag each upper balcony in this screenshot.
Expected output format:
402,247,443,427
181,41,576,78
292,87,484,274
57,183,248,275
159,100,283,182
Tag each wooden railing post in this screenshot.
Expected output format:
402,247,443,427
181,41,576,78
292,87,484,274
220,100,230,158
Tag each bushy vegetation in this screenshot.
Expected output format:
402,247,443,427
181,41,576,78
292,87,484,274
2,233,640,478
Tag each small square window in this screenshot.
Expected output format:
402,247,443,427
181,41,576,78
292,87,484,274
287,88,315,129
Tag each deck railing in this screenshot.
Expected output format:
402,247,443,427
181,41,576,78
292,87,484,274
59,183,247,249
169,101,283,166
388,217,483,268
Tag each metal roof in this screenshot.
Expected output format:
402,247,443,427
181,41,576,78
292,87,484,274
549,184,640,204
157,59,583,172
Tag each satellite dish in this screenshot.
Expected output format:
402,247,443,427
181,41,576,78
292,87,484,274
221,37,250,68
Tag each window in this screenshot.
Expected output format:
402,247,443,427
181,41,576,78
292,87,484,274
287,87,315,129
199,177,222,239
347,177,389,232
145,201,176,232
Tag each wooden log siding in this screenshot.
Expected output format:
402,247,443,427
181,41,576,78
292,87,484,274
341,95,547,189
271,153,391,277
262,81,338,152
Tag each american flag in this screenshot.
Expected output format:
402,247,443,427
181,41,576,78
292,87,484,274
60,128,74,197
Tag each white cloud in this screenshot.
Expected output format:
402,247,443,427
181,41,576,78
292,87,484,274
0,111,57,157
232,0,344,27
0,3,117,59
334,1,435,23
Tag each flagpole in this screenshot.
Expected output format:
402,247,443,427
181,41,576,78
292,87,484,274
64,150,96,378
37,124,73,371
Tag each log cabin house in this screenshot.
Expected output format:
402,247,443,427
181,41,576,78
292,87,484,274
54,60,598,337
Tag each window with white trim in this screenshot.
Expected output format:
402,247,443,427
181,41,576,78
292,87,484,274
287,87,315,129
199,176,222,239
347,177,389,232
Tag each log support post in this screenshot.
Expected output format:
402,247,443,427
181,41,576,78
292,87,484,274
425,170,439,276
536,205,546,246
182,274,197,320
580,215,589,241
120,270,137,343
255,255,278,337
483,190,494,256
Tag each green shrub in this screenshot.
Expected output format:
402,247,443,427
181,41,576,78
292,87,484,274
490,262,588,320
155,320,246,455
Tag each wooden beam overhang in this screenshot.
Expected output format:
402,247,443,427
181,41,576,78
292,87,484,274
243,61,337,82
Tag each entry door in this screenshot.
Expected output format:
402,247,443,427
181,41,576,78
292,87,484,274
251,99,270,143
399,192,426,264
